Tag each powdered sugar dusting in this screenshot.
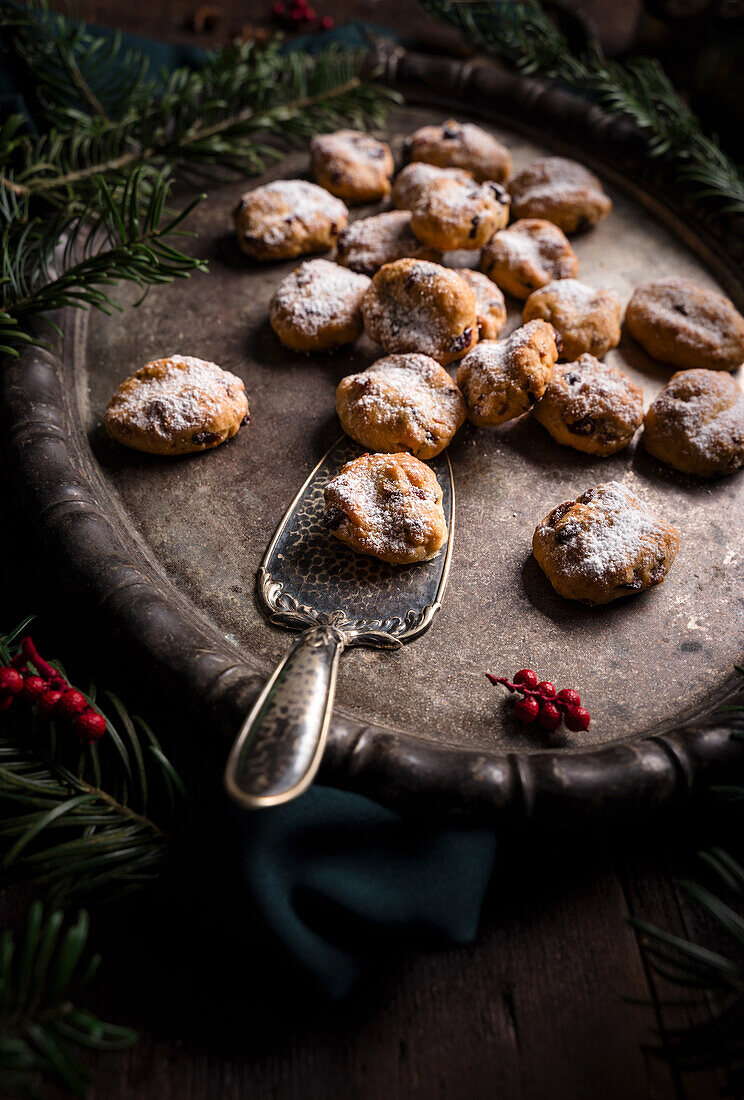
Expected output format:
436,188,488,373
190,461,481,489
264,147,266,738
324,453,445,562
337,211,438,275
489,220,572,267
537,482,671,580
106,356,245,438
363,260,476,362
392,163,473,210
249,180,347,246
339,353,464,455
647,370,744,465
407,120,512,183
271,259,370,335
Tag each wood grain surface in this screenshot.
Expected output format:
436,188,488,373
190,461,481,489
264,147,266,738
0,3,733,1097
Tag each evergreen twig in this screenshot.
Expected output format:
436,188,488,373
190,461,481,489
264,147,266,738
0,621,188,906
0,0,398,356
0,901,136,1097
420,0,744,224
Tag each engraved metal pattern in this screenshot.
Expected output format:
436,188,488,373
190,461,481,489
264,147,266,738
226,625,343,807
257,435,455,648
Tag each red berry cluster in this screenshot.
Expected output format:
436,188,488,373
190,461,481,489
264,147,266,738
272,0,334,29
486,669,590,732
0,637,107,744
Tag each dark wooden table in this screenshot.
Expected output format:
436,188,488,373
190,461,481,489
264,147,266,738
1,3,734,1096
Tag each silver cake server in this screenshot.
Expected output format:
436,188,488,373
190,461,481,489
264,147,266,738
224,436,455,809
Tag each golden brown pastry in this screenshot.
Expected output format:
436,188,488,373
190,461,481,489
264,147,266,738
534,355,644,456
480,219,578,300
533,482,679,605
456,320,559,426
522,279,623,360
404,119,512,184
105,355,249,455
233,180,347,261
643,369,744,477
509,157,612,233
269,259,370,352
324,452,447,564
336,353,466,459
336,210,441,276
625,278,744,372
362,259,478,366
311,130,394,203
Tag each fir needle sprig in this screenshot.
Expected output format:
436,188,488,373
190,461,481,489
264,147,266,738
0,902,136,1098
0,0,399,357
0,620,188,907
420,0,744,227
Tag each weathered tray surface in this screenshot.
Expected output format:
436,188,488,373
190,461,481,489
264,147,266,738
5,53,744,822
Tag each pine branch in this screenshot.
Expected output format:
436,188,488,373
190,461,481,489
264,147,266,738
420,0,744,224
1,4,399,201
0,169,206,356
0,2,398,358
0,902,136,1097
0,622,188,906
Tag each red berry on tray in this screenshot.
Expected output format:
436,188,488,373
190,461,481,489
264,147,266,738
320,14,334,28
515,696,540,725
305,6,317,18
537,681,556,698
565,705,591,732
538,701,562,731
272,1,285,13
513,668,538,690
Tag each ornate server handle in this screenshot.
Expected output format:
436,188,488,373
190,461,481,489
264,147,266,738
224,623,345,809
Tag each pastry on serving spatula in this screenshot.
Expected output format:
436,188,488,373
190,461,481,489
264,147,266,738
224,437,454,809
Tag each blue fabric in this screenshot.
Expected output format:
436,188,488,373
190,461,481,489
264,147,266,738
232,789,496,999
1,11,498,998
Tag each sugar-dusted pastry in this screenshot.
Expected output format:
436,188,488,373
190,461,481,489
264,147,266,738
391,162,473,212
625,277,744,372
534,355,644,456
323,452,447,564
643,369,744,477
362,258,478,366
409,175,510,251
336,210,441,276
509,157,612,233
457,270,507,340
404,119,512,184
233,180,347,261
532,482,679,605
456,319,559,426
269,259,371,352
311,129,394,203
105,355,249,455
480,219,578,300
336,353,466,459
522,279,623,360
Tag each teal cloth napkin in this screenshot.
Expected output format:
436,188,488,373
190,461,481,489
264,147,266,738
0,12,498,998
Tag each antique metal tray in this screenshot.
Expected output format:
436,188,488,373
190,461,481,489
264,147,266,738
4,50,744,823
